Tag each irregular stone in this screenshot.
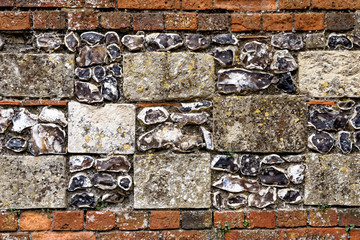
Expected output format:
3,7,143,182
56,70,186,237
213,46,237,66
75,67,91,81
105,31,120,45
36,33,62,51
217,68,275,93
337,131,352,154
137,122,203,152
5,137,27,152
308,108,348,131
68,102,136,154
338,100,355,111
137,107,169,125
270,50,298,73
200,126,214,150
81,31,104,45
170,112,209,125
92,65,105,82
212,191,224,210
107,64,122,77
212,34,238,45
123,52,215,101
271,33,304,50
241,41,272,70
213,175,260,193
70,193,96,208
0,108,14,133
92,173,117,190
69,155,94,172
121,34,144,51
240,154,261,176
12,109,38,133
284,155,304,163
0,37,4,50
262,154,285,165
227,194,247,209
68,173,92,191
278,188,302,204
96,156,131,173
305,33,326,49
328,33,353,49
101,75,119,102
178,101,212,112
211,155,240,173
75,81,103,104
259,167,289,187
0,155,66,209
304,153,360,206
287,164,305,184
118,175,132,191
248,187,276,208
185,34,210,50
107,44,122,61
102,193,124,203
354,131,360,150
308,132,334,153
0,53,74,98
76,45,107,67
214,96,307,153
39,107,67,127
277,72,297,93
134,153,211,209
350,105,360,129
146,33,183,51
64,32,80,52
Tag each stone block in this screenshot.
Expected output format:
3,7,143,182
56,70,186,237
68,102,136,154
0,53,74,98
298,51,360,97
213,95,307,153
134,153,211,209
123,52,215,101
304,153,360,206
0,155,67,209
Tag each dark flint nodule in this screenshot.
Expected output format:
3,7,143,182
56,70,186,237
92,66,106,82
6,137,27,152
68,174,92,191
107,64,122,77
101,76,119,102
107,44,122,61
213,47,235,66
337,131,352,154
308,132,334,153
212,34,238,45
185,34,211,50
211,155,240,173
105,31,120,45
259,167,289,187
328,34,353,49
277,73,296,93
240,154,261,176
71,193,96,208
75,67,91,81
81,32,105,45
308,108,348,131
75,81,103,104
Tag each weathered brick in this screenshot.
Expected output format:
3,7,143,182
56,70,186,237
247,211,276,229
150,211,180,230
53,211,84,231
0,0,13,7
182,0,212,10
0,212,18,231
67,10,99,30
86,211,116,231
279,0,310,9
198,14,228,31
350,229,360,240
85,0,115,8
182,211,212,229
0,233,29,240
339,209,360,226
214,211,244,229
133,13,164,31
326,12,354,31
277,210,307,227
31,232,96,240
214,0,276,11
312,0,360,9
162,230,213,240
166,13,197,30
19,211,51,231
226,230,285,240
263,13,293,31
17,0,82,7
99,231,159,240
118,0,180,9
0,12,30,30
231,13,261,32
100,12,131,30
309,209,338,227
33,11,66,29
117,212,148,230
294,13,325,31
287,228,348,240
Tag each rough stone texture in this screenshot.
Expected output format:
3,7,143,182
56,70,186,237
298,51,360,97
181,211,212,229
213,96,307,153
134,153,211,209
0,53,74,98
304,153,360,206
123,52,215,101
68,102,136,154
0,155,66,209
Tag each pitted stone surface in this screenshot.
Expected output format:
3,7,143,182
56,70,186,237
0,53,74,97
213,96,307,153
304,153,360,206
123,52,215,101
68,102,136,154
134,153,211,209
0,155,66,209
298,51,360,97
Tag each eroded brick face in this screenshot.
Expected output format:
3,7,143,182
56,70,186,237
33,11,66,29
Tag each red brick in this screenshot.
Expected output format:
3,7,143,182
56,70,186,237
166,13,197,30
182,0,212,10
0,212,18,231
17,0,82,7
231,13,261,32
117,212,148,230
86,211,116,231
0,100,21,105
85,0,115,8
226,230,285,240
294,13,325,31
287,228,348,240
263,13,293,31
198,13,228,31
19,211,51,231
214,211,244,229
279,0,310,9
150,211,180,230
277,210,307,227
31,232,96,240
53,211,84,231
133,13,164,31
247,211,276,229
0,233,29,240
22,100,67,106
339,209,360,226
309,209,338,227
67,10,99,30
214,0,276,11
350,229,360,240
0,12,30,30
162,230,211,240
0,0,13,7
312,0,360,10
100,12,131,30
99,231,159,240
326,12,355,31
33,11,66,29
118,0,180,9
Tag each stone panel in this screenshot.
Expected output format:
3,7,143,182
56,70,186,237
123,52,215,101
134,153,211,209
304,153,360,206
0,155,67,209
213,95,307,153
0,53,74,97
298,51,360,97
68,102,136,154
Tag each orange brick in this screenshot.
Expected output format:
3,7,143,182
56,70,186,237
312,0,360,10
17,0,82,7
0,12,30,30
33,11,66,29
67,10,99,30
287,228,348,240
231,13,261,32
214,211,244,229
31,232,96,240
263,13,293,31
0,233,29,240
53,211,84,231
99,231,159,240
0,100,21,106
117,212,148,230
166,13,197,30
150,211,180,230
214,0,276,11
118,0,180,9
247,211,276,229
85,0,115,8
339,209,360,226
86,211,116,231
279,0,310,9
294,13,325,31
22,100,67,106
277,210,307,227
100,12,131,30
0,212,18,231
133,13,164,31
19,211,51,231
182,0,212,10
350,229,360,240
226,230,285,240
309,209,338,227
0,0,13,7
162,230,211,240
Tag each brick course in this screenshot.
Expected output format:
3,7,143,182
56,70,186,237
53,211,84,231
150,211,180,230
19,211,51,231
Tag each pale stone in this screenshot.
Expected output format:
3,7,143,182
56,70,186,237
134,153,211,209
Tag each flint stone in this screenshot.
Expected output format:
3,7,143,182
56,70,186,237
92,173,117,190
117,175,132,191
137,107,169,125
81,31,104,45
68,173,92,191
39,107,67,127
121,35,144,51
12,109,38,133
146,33,183,51
76,45,107,67
248,187,276,208
105,32,120,45
92,66,105,82
212,34,238,45
240,154,261,176
0,155,67,209
354,131,360,150
201,126,214,150
270,50,298,73
227,194,247,209
271,33,304,50
75,67,91,81
0,108,14,133
178,101,212,112
69,155,94,172
278,188,302,204
65,32,80,52
75,81,103,104
308,132,334,153
308,108,348,131
0,37,4,50
101,76,119,102
36,33,62,51
102,193,124,203
262,154,284,164
213,175,260,193
259,167,290,187
338,100,355,110
350,105,360,129
71,193,96,208
185,34,210,50
277,73,297,93
298,51,360,97
170,112,209,125
107,44,122,61
6,137,27,152
0,53,74,97
211,155,240,173
96,156,131,172
241,41,272,70
304,153,360,206
123,52,215,101
287,164,305,184
107,64,122,77
328,34,353,49
134,153,211,209
213,46,237,66
337,131,352,154
68,102,136,154
212,191,224,210
213,95,307,153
